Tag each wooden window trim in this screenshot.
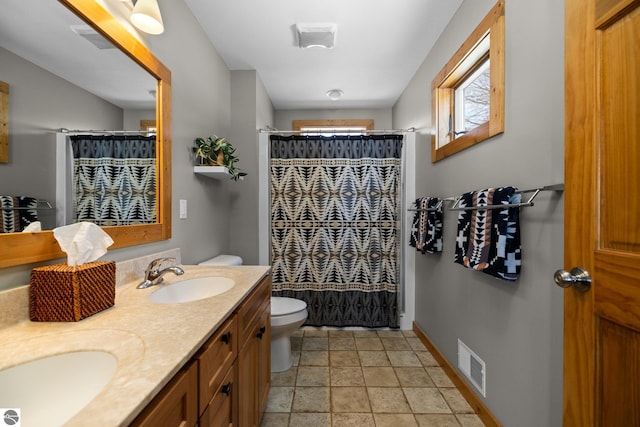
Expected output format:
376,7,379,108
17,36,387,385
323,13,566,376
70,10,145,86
431,0,505,163
140,119,156,132
292,119,374,131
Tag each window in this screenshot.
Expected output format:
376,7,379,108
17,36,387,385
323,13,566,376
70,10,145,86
454,58,490,135
293,119,374,136
140,119,157,134
431,1,504,162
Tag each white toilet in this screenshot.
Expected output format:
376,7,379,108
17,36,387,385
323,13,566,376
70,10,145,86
198,255,308,373
270,296,308,372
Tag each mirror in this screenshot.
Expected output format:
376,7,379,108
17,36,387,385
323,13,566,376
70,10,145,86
0,0,172,268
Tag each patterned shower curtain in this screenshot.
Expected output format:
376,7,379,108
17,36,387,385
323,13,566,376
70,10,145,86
270,134,403,328
70,135,156,226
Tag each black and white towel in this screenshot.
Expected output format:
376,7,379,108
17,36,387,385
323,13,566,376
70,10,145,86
454,187,521,281
0,196,39,233
410,197,443,254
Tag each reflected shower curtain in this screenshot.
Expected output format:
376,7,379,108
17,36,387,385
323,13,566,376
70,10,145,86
270,134,403,328
70,135,156,226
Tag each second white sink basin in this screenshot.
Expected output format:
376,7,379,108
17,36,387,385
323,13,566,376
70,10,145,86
0,351,117,426
149,276,236,303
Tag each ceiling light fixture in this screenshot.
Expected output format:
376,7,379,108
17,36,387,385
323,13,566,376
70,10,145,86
326,89,344,101
296,23,337,49
130,0,164,35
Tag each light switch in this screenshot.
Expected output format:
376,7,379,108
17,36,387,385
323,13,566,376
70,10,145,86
179,199,187,219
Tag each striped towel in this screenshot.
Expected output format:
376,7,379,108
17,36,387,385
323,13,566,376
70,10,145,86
410,197,443,254
0,196,39,233
454,187,521,281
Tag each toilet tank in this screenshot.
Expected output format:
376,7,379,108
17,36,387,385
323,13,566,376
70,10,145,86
198,255,243,266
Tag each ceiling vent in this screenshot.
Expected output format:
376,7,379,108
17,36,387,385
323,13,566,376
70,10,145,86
296,23,337,49
70,25,116,50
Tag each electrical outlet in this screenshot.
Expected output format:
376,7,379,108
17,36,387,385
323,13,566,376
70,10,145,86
179,199,187,219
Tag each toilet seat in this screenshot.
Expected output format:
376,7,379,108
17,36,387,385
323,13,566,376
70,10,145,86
271,297,308,328
271,297,307,317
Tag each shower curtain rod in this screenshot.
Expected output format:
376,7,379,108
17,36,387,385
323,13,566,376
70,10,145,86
259,127,415,134
58,128,156,135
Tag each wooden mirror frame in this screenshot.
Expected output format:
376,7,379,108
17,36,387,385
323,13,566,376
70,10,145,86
0,0,172,268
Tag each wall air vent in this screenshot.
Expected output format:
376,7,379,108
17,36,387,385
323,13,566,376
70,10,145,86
458,339,486,397
70,25,116,50
296,23,337,49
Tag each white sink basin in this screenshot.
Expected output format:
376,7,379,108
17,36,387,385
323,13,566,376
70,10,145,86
0,351,117,426
149,276,236,303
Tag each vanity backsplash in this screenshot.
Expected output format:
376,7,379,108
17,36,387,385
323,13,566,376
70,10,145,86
0,248,181,328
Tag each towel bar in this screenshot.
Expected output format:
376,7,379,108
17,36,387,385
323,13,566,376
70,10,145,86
408,184,564,212
0,199,54,211
449,184,564,211
408,199,444,212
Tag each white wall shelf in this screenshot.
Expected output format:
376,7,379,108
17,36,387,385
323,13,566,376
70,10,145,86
193,165,230,179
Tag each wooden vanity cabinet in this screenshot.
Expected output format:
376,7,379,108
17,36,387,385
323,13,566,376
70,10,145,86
129,361,198,427
237,276,271,427
130,275,270,427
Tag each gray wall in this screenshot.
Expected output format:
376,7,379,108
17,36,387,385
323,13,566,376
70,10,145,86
392,0,564,426
0,47,122,212
0,0,234,290
229,70,274,265
275,108,392,131
123,108,155,130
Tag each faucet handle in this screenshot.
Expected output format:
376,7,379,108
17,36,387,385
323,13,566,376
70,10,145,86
146,257,176,272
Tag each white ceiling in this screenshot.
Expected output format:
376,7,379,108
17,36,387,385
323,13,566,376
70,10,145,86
183,0,464,110
0,0,156,110
0,0,463,112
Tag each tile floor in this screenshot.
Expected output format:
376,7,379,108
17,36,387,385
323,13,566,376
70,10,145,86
261,328,486,427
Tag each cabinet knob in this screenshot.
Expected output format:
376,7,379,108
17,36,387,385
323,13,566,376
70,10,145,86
221,382,232,395
221,331,232,344
256,326,266,339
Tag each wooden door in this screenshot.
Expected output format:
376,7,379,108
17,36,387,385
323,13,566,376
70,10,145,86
564,0,640,425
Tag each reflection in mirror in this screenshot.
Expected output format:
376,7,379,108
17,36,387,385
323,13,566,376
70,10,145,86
0,0,156,231
0,0,172,268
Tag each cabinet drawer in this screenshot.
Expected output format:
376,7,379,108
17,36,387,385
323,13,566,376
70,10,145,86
197,315,237,415
199,365,235,427
130,361,198,427
237,276,271,347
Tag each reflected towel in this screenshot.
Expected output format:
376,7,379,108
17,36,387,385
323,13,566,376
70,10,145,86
410,197,443,254
454,187,521,281
0,196,39,233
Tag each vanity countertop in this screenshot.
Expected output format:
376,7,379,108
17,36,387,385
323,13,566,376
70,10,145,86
0,264,271,427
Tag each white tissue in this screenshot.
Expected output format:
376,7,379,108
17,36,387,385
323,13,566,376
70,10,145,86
53,222,114,267
22,221,41,232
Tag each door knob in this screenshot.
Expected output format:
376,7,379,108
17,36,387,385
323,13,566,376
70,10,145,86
554,267,592,292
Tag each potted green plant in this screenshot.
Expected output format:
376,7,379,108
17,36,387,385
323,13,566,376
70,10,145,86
193,135,247,181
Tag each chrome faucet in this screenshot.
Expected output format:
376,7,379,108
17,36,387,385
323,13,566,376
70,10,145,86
137,257,185,289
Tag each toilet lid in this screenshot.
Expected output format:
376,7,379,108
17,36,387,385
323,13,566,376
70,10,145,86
271,297,307,316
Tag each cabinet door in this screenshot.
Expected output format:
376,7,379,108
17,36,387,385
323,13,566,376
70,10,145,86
256,302,271,422
237,275,272,427
237,335,258,427
237,276,271,349
130,361,198,427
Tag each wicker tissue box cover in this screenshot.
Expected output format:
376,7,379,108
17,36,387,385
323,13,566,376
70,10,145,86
29,261,116,322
